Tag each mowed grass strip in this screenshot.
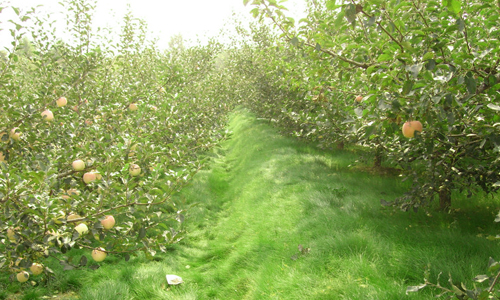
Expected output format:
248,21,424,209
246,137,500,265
7,109,498,299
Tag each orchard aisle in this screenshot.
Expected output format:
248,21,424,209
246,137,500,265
73,109,497,300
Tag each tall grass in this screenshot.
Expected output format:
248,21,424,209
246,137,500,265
4,109,500,299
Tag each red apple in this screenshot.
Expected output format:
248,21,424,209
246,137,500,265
402,121,423,138
355,95,363,102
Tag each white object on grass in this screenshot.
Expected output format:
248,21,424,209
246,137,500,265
166,274,184,285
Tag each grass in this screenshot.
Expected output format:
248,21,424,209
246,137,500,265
3,108,500,299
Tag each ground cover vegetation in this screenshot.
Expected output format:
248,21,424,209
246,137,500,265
1,0,500,298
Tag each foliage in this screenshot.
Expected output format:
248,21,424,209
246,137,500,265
0,0,236,283
242,0,500,211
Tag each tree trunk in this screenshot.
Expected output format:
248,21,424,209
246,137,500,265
439,188,451,210
337,141,344,150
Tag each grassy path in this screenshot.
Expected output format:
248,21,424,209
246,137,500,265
150,110,498,299
13,109,498,300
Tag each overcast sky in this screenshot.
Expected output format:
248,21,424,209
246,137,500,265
0,0,306,50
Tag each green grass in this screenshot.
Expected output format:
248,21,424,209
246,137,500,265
4,108,500,299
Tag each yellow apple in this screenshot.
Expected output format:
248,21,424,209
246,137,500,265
41,110,54,122
402,121,423,138
158,87,165,93
129,103,138,111
16,271,29,283
93,171,102,180
56,97,67,107
9,128,21,141
0,151,5,163
129,164,141,176
83,172,96,184
101,215,115,230
30,263,44,276
91,247,107,262
7,227,17,242
72,159,85,171
74,223,88,235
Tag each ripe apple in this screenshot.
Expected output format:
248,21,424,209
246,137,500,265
30,263,44,276
91,247,107,262
9,128,21,141
74,223,88,235
7,227,16,242
101,215,115,230
402,121,423,138
16,271,29,283
129,164,141,176
129,103,138,111
56,97,67,107
355,95,363,102
72,159,85,171
41,110,54,122
83,172,97,184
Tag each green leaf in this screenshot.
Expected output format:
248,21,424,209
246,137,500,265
290,36,299,47
377,54,392,62
402,81,413,95
344,4,356,23
243,0,251,6
326,0,340,10
442,0,461,14
465,71,476,94
473,275,489,283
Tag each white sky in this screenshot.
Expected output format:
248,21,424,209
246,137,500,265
0,0,307,50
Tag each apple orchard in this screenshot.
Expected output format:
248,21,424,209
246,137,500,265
2,0,500,294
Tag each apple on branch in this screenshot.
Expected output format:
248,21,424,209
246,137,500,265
30,263,44,276
41,110,54,122
83,172,97,184
9,128,21,141
101,215,115,230
402,121,423,138
129,103,138,111
129,164,141,176
56,97,67,107
91,247,107,262
16,271,29,283
72,159,85,171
